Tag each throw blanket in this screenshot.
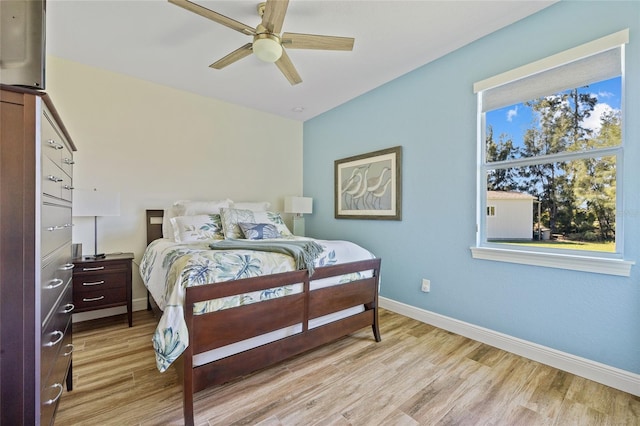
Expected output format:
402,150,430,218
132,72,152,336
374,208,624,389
210,239,324,275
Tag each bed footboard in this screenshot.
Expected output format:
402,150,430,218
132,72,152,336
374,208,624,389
182,257,381,425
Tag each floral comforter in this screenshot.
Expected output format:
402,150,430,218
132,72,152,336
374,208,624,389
139,237,375,372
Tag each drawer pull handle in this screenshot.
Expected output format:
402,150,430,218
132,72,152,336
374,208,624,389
44,278,64,289
44,330,64,347
42,383,64,406
63,184,73,190
47,175,64,183
82,280,105,286
63,344,74,357
82,266,104,271
62,303,75,314
47,140,64,150
46,225,65,232
63,158,75,165
83,295,105,302
59,263,75,271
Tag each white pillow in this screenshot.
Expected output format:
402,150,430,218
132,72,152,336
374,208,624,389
177,199,233,216
162,200,190,241
219,208,292,239
162,199,233,240
231,201,271,212
170,214,224,243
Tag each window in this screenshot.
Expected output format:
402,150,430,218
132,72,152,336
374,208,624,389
471,30,633,276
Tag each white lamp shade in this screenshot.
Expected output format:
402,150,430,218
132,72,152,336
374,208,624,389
284,196,313,215
73,189,120,217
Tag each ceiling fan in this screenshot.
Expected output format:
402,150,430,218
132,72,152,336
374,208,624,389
168,0,355,85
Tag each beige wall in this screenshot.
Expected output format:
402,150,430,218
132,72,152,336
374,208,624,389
45,56,303,313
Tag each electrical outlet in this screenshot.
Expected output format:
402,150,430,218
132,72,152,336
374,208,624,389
421,279,431,292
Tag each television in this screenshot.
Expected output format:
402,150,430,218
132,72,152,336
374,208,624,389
0,0,46,89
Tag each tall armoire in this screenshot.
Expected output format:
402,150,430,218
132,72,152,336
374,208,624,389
1,84,77,425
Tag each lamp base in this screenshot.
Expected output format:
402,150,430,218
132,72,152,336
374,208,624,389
293,216,305,237
86,253,106,260
90,216,106,260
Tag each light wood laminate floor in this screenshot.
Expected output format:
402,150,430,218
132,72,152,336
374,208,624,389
56,309,639,425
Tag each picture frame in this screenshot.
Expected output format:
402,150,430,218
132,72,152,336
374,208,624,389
335,146,402,220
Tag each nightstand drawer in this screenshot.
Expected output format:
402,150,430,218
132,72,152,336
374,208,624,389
73,270,127,290
73,286,127,311
74,260,129,275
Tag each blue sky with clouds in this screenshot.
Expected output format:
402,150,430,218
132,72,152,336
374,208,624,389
486,76,622,150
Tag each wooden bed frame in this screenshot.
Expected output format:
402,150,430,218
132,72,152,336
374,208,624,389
145,210,382,425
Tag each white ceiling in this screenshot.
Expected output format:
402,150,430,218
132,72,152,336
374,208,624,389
47,0,556,121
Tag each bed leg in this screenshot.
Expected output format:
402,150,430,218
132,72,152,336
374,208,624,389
182,346,195,425
184,395,193,426
184,394,194,426
183,369,194,426
146,291,151,311
372,308,381,342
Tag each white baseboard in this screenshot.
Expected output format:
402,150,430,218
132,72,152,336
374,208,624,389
379,297,640,397
72,297,148,323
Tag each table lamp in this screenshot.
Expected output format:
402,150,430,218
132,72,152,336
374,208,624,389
284,196,313,236
73,188,120,259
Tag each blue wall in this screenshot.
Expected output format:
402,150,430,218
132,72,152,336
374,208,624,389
303,1,640,374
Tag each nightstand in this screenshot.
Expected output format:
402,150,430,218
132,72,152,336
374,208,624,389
72,253,134,327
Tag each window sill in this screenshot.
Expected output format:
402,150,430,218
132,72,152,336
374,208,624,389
470,246,634,277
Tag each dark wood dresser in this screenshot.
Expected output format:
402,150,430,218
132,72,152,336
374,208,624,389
0,85,77,425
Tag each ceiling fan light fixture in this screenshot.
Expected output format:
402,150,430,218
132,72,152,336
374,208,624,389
253,33,283,63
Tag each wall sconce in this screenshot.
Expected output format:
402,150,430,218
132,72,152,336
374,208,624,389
284,196,313,236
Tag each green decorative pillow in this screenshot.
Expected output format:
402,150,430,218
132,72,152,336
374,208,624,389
220,208,292,239
238,222,282,240
170,214,224,243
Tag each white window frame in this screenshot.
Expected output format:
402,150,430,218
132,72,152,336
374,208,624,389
470,29,634,277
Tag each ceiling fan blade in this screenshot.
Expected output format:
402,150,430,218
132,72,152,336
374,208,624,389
209,43,253,69
275,49,302,85
261,0,289,34
169,0,255,35
281,32,354,51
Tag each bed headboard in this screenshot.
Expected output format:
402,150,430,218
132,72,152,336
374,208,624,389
146,209,164,245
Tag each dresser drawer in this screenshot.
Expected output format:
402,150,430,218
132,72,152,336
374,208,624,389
41,281,73,393
42,108,74,179
41,246,74,324
41,202,72,256
40,318,72,426
42,156,73,201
